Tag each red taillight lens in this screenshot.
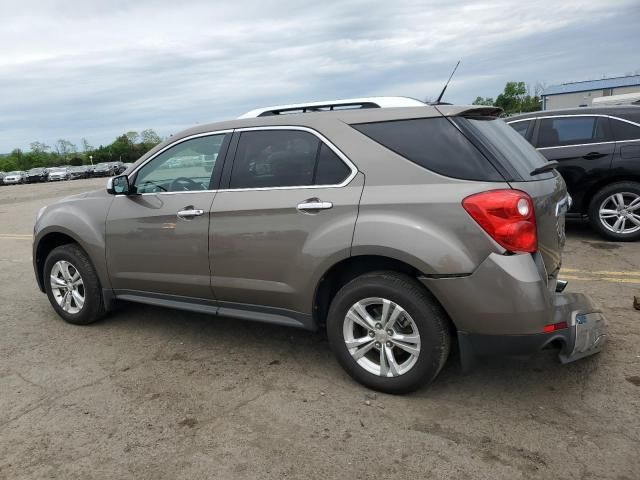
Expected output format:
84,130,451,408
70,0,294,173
462,189,537,253
543,321,568,333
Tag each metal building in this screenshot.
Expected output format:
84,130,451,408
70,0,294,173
541,75,640,110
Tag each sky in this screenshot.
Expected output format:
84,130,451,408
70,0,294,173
1,0,639,152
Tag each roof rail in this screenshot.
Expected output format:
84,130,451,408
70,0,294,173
238,96,426,118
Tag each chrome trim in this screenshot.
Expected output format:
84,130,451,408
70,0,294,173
506,114,640,150
297,201,333,211
218,125,358,192
238,96,426,119
118,126,358,196
537,138,640,151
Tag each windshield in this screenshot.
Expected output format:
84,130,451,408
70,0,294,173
453,116,555,181
7,171,20,175
49,168,66,172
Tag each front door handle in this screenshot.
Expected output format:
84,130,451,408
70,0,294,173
583,152,606,160
177,207,205,219
296,200,333,212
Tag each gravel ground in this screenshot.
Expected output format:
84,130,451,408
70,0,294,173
0,178,638,479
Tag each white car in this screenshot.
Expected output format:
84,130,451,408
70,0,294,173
3,171,25,184
47,167,69,181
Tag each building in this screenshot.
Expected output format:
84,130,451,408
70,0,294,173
541,74,640,110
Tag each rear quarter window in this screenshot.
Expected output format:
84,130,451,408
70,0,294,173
352,117,504,181
610,118,640,141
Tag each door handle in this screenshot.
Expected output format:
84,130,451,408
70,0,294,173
296,200,333,212
177,207,205,219
583,152,606,160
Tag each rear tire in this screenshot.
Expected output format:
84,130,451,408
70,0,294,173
588,181,640,242
326,271,451,394
44,244,105,325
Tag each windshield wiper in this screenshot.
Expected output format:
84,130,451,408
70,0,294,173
530,161,559,176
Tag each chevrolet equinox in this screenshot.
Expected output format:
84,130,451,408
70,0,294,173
33,97,608,393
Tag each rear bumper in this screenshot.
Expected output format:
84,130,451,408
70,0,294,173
420,252,608,367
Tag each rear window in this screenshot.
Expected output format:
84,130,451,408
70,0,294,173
453,116,554,181
352,117,503,181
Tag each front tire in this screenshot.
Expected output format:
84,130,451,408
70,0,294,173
326,271,451,394
588,181,640,241
44,244,105,325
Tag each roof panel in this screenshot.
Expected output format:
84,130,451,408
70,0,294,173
542,75,640,96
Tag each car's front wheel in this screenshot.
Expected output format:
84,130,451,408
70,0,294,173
326,271,451,394
588,181,640,241
44,244,105,325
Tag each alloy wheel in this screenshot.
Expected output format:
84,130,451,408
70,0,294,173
343,297,421,377
598,192,640,235
50,260,85,314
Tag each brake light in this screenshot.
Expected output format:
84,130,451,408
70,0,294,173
543,321,568,333
462,189,537,253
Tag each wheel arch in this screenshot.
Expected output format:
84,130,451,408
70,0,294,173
582,174,640,213
312,254,455,332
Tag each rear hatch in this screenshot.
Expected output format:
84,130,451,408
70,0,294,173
450,112,567,277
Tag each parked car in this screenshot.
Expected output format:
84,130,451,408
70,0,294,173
92,162,116,177
33,97,607,393
0,171,5,185
68,165,90,180
25,167,49,183
47,167,69,181
3,171,25,184
507,106,640,241
113,161,127,175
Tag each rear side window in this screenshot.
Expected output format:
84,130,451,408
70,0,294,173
352,117,503,181
510,120,531,138
610,118,640,141
537,117,608,148
229,130,352,189
454,117,554,181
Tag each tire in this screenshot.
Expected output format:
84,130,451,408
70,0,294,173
588,181,640,242
43,244,105,325
326,271,451,394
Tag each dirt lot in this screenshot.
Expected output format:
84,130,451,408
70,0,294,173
0,178,638,479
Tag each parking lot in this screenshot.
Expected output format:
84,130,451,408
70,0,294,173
0,178,638,479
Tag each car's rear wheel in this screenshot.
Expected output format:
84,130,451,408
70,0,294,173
44,244,105,325
588,181,640,241
326,271,451,394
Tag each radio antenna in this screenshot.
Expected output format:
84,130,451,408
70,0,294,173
434,60,461,104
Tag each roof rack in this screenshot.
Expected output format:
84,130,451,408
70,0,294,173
238,96,426,118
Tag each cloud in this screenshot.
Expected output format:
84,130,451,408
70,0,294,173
1,0,639,151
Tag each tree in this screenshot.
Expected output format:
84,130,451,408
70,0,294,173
125,131,139,144
140,129,162,146
472,96,494,106
81,138,93,153
30,141,50,153
54,139,77,161
494,81,541,114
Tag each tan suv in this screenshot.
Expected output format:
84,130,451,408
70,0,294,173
33,97,607,393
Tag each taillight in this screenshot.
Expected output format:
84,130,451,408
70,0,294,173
462,189,537,253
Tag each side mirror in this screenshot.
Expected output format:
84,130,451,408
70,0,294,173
107,175,132,195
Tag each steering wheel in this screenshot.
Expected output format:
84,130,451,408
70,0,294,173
169,177,204,192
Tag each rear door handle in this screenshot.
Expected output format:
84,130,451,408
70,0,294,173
296,200,333,212
177,207,205,219
583,152,606,160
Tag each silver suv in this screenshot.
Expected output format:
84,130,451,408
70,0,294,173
33,97,607,393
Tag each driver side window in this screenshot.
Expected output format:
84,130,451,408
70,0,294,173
134,133,227,193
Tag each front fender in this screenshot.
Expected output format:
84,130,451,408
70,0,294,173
33,192,113,292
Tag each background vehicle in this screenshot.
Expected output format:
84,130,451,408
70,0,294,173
113,161,127,175
68,165,90,180
25,168,49,183
47,167,69,181
92,162,116,177
33,98,607,393
508,106,640,241
3,171,25,184
0,172,5,185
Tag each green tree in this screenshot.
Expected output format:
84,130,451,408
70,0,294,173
472,96,494,106
140,129,162,147
494,81,541,114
